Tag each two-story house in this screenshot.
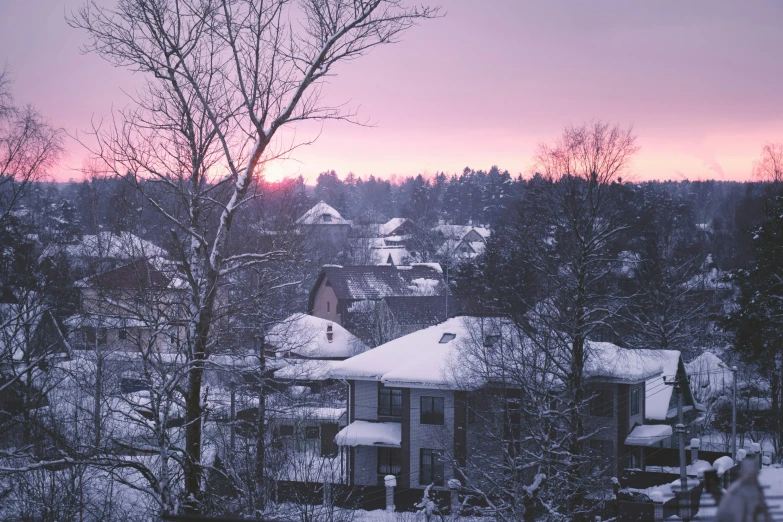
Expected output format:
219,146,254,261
67,258,186,354
583,344,699,476
329,317,699,491
432,224,491,260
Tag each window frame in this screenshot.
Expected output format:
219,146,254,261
419,448,444,486
420,396,445,425
378,387,403,418
630,386,640,416
589,389,614,417
378,447,401,476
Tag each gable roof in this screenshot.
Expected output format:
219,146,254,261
432,224,491,241
379,218,412,237
308,264,446,309
40,231,167,261
330,316,487,388
296,201,352,226
77,259,172,291
266,313,368,359
331,316,690,396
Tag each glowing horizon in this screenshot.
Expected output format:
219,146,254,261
2,0,781,184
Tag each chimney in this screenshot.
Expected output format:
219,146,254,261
326,323,333,343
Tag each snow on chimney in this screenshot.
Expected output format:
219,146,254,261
326,323,333,343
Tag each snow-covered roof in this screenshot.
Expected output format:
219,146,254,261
273,359,340,381
686,351,733,403
585,342,670,383
432,224,491,240
335,420,401,447
75,258,174,290
625,424,673,446
267,313,368,359
40,232,168,261
330,316,506,389
643,350,687,421
296,201,352,226
310,265,446,304
378,218,410,237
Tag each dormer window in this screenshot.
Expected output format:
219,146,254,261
322,214,332,222
439,333,456,344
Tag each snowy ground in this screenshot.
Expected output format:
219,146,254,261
760,465,783,519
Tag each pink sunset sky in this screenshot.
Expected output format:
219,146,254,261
1,0,781,183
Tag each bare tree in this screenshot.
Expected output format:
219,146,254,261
0,68,64,229
752,142,783,184
512,121,638,518
68,0,437,514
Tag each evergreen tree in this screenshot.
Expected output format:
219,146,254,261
725,193,783,454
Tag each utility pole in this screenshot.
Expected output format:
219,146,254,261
665,374,691,522
731,366,738,461
229,380,236,451
719,362,738,460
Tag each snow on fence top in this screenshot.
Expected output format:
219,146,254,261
335,420,401,447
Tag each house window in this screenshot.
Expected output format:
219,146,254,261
279,425,294,437
379,387,402,418
119,328,127,340
378,447,401,475
630,387,640,416
589,439,614,459
628,447,641,469
305,426,320,439
419,449,444,486
327,301,330,313
439,333,456,344
421,396,444,425
322,214,332,223
589,389,614,417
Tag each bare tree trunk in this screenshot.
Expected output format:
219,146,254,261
255,335,267,513
94,344,102,449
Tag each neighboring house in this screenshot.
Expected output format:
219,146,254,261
329,317,700,490
263,314,365,460
366,237,410,266
432,224,491,260
378,218,416,238
267,313,369,389
308,264,446,325
66,258,186,354
583,344,700,477
296,201,353,252
307,264,446,344
0,296,71,421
